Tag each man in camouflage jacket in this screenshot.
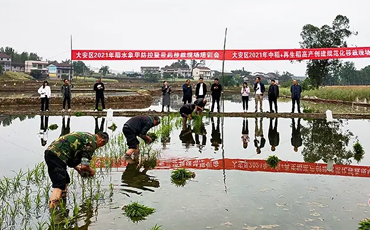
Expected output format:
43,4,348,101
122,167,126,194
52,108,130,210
44,131,109,208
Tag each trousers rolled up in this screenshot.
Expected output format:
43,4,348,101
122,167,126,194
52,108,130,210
95,95,105,110
254,94,263,112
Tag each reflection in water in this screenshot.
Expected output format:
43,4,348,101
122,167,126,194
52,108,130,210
0,115,35,127
194,121,207,152
121,156,160,195
291,118,302,152
94,117,105,134
160,116,171,148
268,118,279,152
254,118,265,154
211,117,222,151
39,115,49,146
60,116,71,137
301,119,357,164
241,118,249,149
179,125,195,148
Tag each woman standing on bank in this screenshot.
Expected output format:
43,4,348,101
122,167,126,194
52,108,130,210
241,82,250,112
38,80,51,111
161,81,172,112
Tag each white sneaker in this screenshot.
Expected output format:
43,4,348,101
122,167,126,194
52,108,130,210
62,109,65,112
46,110,49,112
68,109,71,112
94,109,98,112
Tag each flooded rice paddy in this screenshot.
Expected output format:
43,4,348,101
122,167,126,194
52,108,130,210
1,99,370,229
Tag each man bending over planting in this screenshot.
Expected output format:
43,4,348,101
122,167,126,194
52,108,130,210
179,103,202,125
44,131,109,209
194,98,208,115
122,115,161,157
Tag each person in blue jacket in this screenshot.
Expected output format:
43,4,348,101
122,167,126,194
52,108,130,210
291,80,302,113
182,79,192,104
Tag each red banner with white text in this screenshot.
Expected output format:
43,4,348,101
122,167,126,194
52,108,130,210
72,47,370,61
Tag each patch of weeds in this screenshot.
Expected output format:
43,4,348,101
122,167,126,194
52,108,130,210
266,155,281,169
74,112,83,117
302,107,314,113
108,123,117,131
358,218,370,230
122,202,155,223
170,168,196,187
98,107,103,111
353,141,365,163
48,124,58,130
151,224,163,230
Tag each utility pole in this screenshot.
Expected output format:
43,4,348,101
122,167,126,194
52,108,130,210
70,35,73,83
221,28,227,193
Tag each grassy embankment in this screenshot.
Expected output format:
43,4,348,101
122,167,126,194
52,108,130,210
0,72,33,81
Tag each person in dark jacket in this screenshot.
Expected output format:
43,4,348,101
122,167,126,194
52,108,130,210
182,79,192,104
122,115,160,156
94,78,105,111
268,118,279,151
194,98,208,115
254,77,266,112
268,80,279,113
291,118,302,152
291,80,302,113
210,78,223,113
195,77,207,99
211,117,222,151
61,79,72,112
254,117,265,154
179,103,202,126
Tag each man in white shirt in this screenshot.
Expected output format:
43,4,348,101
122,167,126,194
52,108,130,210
196,78,207,99
253,77,265,112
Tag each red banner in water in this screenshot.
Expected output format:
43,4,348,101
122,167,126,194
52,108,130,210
72,47,370,61
93,157,370,178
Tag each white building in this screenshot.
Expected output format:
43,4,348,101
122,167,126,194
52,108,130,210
25,60,49,74
193,66,211,80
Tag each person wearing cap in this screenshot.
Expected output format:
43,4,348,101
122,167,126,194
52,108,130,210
44,131,109,208
122,115,161,157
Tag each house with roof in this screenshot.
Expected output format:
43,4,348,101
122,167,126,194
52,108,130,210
0,53,11,72
161,66,191,78
25,60,49,74
47,62,73,78
11,62,25,72
141,66,160,75
193,66,211,80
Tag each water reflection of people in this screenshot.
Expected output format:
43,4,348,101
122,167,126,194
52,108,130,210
211,117,222,151
94,117,105,134
39,115,49,146
194,122,207,151
179,125,195,148
254,118,265,154
291,118,302,152
121,156,160,194
60,116,71,137
241,118,249,149
268,118,279,151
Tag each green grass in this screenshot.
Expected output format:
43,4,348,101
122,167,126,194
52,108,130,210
358,218,370,230
0,72,33,81
170,169,196,187
266,155,281,169
48,124,59,130
301,86,370,102
123,202,155,223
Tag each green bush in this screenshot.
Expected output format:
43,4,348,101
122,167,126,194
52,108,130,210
123,202,155,223
266,155,281,169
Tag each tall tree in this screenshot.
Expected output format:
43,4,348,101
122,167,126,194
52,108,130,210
339,61,356,85
73,61,89,76
299,15,357,88
99,66,110,76
279,71,294,84
169,60,189,69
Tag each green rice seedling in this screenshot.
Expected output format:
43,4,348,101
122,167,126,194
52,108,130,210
266,155,281,169
36,221,47,230
170,168,196,187
353,141,365,163
12,169,25,191
109,183,114,198
358,218,370,230
26,168,34,185
122,202,155,223
35,189,42,211
108,123,117,131
151,224,163,230
147,132,158,143
48,124,59,130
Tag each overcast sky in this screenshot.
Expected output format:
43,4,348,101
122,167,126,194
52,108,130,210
1,0,369,75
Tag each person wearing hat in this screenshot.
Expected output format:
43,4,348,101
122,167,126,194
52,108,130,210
122,115,161,157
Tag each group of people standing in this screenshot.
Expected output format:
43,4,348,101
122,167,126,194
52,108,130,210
37,78,105,112
163,77,303,114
